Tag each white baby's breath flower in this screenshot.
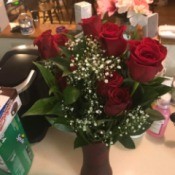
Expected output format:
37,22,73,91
104,79,109,83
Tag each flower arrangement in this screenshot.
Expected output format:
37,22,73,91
24,15,171,149
96,0,153,26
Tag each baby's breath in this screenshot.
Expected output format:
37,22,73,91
66,36,121,82
116,106,152,137
59,37,153,146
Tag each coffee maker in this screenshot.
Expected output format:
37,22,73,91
0,44,50,143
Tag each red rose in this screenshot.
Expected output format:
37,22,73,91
55,71,67,91
104,88,131,116
127,38,167,83
100,22,127,57
81,15,102,38
97,71,123,97
53,33,68,46
34,30,68,59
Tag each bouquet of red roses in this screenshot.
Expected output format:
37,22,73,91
24,15,171,148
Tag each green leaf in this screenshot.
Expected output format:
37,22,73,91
131,81,140,96
154,85,172,97
146,77,169,86
34,62,55,87
141,86,159,101
119,136,135,149
60,46,71,61
131,85,158,108
146,108,164,121
22,97,63,117
53,57,71,76
46,117,71,132
46,117,73,132
49,86,60,96
34,62,60,97
74,135,89,148
54,124,73,132
63,86,80,105
123,78,134,86
46,116,66,125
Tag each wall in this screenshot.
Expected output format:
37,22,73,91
0,0,9,31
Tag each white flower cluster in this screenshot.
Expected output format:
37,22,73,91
70,118,95,132
61,36,127,146
43,60,55,69
69,116,115,146
66,36,121,82
61,84,114,146
117,106,151,137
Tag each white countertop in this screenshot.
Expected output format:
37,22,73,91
28,106,175,175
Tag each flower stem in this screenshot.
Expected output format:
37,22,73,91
131,82,139,96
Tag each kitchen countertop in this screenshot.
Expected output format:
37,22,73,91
28,106,175,175
0,22,76,39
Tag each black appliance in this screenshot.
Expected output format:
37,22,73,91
0,44,50,143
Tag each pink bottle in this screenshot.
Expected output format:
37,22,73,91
147,93,171,138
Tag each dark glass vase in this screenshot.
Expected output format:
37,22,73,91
80,142,112,175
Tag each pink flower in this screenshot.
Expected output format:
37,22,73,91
133,0,151,15
97,0,117,17
97,0,153,26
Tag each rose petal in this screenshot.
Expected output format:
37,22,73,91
127,56,163,82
